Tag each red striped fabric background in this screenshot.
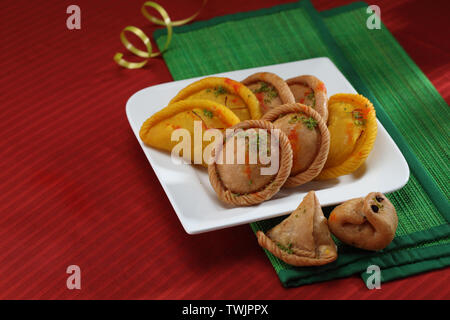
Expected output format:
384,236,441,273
0,0,448,299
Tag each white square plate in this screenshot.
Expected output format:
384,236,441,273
126,57,409,234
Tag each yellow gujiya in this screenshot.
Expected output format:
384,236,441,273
317,93,377,180
170,77,262,121
139,99,240,166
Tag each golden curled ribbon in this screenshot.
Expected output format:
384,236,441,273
114,1,207,69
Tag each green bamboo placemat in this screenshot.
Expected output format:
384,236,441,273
154,0,450,287
319,2,450,284
362,253,450,284
361,241,450,285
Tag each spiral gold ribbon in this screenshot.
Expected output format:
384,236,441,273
114,1,207,69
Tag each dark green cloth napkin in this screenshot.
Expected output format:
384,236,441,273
154,0,450,287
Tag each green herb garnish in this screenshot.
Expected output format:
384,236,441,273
254,82,270,93
267,90,278,99
288,115,317,129
214,86,228,96
288,115,299,124
353,110,363,119
307,92,316,107
254,82,278,103
352,109,366,126
203,109,213,118
302,117,318,130
276,242,293,254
